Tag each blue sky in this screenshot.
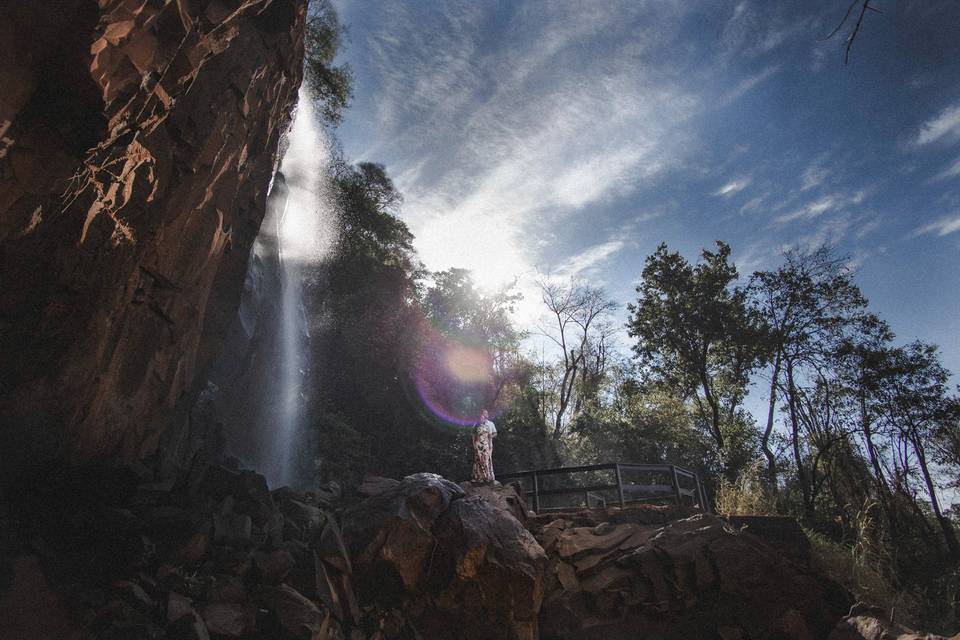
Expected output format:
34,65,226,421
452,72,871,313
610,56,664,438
331,0,960,379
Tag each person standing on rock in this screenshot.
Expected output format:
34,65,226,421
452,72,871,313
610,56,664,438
472,408,497,483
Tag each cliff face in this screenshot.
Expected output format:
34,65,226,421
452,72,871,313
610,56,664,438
0,0,306,477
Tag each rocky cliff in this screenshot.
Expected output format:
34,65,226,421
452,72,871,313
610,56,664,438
0,0,306,480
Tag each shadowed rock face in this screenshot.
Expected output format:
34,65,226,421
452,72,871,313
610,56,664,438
342,474,548,640
537,513,851,640
0,0,306,478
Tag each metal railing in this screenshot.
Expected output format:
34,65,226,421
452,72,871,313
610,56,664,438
498,462,710,513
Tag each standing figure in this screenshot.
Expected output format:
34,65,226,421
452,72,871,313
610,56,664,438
472,408,497,483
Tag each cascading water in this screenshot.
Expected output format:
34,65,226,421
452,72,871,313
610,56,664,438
262,89,335,486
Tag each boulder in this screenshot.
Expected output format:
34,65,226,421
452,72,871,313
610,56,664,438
166,592,210,640
256,584,326,638
197,602,257,638
461,480,531,525
253,549,297,584
828,606,960,640
343,473,545,640
538,513,851,640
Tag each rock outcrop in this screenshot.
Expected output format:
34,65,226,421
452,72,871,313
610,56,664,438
5,467,957,640
342,473,547,640
0,0,306,481
535,511,851,639
828,605,960,640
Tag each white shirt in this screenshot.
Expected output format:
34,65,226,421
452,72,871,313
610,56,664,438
480,419,497,437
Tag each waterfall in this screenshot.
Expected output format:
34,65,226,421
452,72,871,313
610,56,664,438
265,89,335,486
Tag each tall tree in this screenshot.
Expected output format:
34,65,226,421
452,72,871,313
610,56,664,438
870,341,960,557
304,0,353,126
749,246,867,502
537,279,618,438
627,242,763,459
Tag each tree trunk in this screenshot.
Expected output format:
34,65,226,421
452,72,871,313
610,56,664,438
785,360,813,520
762,351,781,493
913,435,960,558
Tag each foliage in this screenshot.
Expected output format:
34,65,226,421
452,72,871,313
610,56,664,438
304,0,353,126
537,279,618,438
715,458,776,516
626,241,765,472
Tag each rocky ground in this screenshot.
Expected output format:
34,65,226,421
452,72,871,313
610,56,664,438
0,462,952,640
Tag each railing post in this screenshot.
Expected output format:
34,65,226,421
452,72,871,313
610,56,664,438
532,471,540,514
696,476,710,513
615,464,625,508
670,465,684,507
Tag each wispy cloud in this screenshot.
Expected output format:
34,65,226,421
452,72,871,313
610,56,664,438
723,65,781,103
557,238,628,280
774,190,866,225
800,161,829,191
357,2,698,290
912,214,960,238
713,176,752,197
930,157,960,182
914,102,960,146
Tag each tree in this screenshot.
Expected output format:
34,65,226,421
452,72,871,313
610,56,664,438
304,0,353,126
869,341,960,557
422,268,525,406
749,246,867,504
627,241,764,461
537,279,618,438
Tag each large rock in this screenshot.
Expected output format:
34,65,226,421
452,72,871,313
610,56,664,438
538,513,851,640
0,0,307,482
342,473,547,640
828,606,960,640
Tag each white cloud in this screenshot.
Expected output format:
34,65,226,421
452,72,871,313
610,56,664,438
800,162,829,191
713,176,752,197
912,214,960,238
739,194,768,214
773,190,867,225
774,195,839,224
557,238,628,280
930,157,960,182
357,2,698,295
723,65,781,103
915,103,960,146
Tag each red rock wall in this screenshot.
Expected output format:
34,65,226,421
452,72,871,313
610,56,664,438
0,0,306,476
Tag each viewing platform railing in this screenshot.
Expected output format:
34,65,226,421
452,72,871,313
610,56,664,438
498,462,710,514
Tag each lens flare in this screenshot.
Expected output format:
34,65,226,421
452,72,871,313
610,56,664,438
412,334,498,427
445,346,491,384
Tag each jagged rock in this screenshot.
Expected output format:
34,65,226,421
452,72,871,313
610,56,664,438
167,592,210,640
461,480,531,525
257,584,326,638
197,602,257,638
343,473,545,640
213,511,253,546
167,612,211,640
828,607,960,640
253,549,297,584
207,575,247,604
313,517,352,575
0,556,82,640
538,513,850,639
0,0,306,482
357,475,400,498
343,473,466,591
167,592,194,623
279,495,327,531
114,579,158,613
